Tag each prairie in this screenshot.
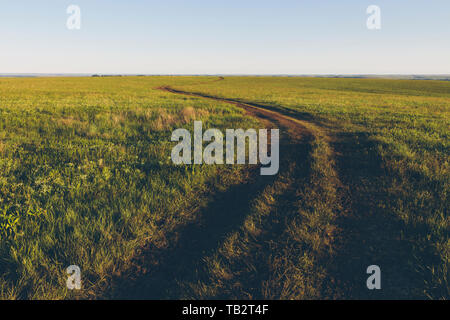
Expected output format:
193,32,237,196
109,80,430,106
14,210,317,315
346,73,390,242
0,76,258,298
174,77,449,299
0,76,448,299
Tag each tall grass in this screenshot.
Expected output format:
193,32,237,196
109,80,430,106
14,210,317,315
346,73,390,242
177,77,449,299
0,76,258,299
0,76,447,299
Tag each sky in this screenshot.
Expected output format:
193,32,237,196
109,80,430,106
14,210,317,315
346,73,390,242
0,0,449,75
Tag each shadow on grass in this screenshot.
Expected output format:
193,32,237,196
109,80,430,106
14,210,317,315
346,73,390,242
329,131,432,299
107,126,310,299
108,168,274,299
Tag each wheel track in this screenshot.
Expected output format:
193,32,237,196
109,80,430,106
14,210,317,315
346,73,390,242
154,84,345,299
108,80,345,299
130,79,426,299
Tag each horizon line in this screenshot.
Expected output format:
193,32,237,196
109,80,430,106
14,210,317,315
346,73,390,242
1,73,450,76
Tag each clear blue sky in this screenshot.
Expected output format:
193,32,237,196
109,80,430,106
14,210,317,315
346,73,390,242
0,0,449,74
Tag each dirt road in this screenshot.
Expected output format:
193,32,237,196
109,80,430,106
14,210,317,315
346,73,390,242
107,80,417,299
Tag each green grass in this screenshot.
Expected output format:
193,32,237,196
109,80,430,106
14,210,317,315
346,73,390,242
175,77,449,299
183,126,342,299
0,76,258,299
0,76,448,299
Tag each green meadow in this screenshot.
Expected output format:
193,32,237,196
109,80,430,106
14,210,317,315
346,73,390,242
177,77,449,299
0,76,448,299
0,76,257,298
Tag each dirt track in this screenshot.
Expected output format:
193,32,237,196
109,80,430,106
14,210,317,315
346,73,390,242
158,85,316,141
107,80,417,299
106,83,334,299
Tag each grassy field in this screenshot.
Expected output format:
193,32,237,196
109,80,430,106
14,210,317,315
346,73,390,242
0,76,448,299
0,76,258,299
176,77,450,299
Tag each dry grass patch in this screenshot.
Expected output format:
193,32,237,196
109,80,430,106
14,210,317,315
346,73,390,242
151,106,210,130
110,113,126,125
57,116,82,127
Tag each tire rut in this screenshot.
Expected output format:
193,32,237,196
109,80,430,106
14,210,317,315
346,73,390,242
108,83,344,299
